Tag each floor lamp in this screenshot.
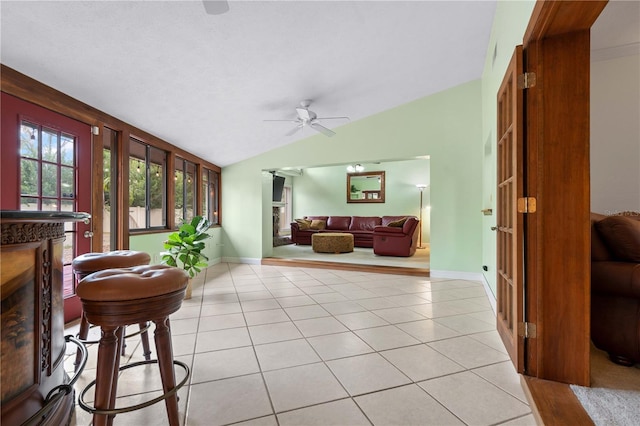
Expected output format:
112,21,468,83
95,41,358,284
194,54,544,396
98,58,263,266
416,184,428,249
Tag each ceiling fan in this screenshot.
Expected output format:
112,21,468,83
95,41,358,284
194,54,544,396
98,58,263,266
265,100,350,138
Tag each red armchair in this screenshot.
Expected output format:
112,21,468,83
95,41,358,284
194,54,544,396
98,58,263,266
372,217,420,257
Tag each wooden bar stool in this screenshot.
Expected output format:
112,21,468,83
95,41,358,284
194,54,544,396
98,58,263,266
76,264,190,426
72,250,152,371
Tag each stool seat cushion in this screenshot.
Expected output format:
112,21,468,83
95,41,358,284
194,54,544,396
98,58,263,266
72,250,151,272
77,265,189,301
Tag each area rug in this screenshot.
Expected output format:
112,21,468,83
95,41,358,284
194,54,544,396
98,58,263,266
273,236,293,247
570,346,640,426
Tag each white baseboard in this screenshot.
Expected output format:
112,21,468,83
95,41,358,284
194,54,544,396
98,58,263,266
481,274,497,315
429,270,484,282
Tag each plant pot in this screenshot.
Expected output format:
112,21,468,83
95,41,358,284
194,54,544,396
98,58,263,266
184,278,192,300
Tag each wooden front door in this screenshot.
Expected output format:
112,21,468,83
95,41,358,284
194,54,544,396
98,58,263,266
496,46,525,372
1,92,92,322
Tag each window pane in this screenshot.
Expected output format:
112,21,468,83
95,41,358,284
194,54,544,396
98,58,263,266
20,123,39,159
21,197,39,210
61,200,75,231
42,129,58,162
212,172,219,224
202,170,209,220
20,158,39,195
185,161,196,222
60,133,74,166
149,147,166,228
41,199,58,211
41,163,58,197
174,161,184,225
129,139,147,229
61,166,74,198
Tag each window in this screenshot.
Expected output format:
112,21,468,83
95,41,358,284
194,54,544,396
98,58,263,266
202,167,220,225
129,138,167,230
175,157,196,225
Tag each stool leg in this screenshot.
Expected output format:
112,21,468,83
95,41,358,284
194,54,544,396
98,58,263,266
74,311,90,372
139,321,153,360
94,326,123,426
153,317,180,426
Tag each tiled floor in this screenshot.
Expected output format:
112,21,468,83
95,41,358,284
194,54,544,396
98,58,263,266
66,262,536,426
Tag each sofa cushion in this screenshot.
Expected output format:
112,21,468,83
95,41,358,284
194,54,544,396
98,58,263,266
326,216,351,230
387,217,407,227
295,218,312,230
310,219,326,230
595,215,640,262
382,216,408,226
349,216,382,231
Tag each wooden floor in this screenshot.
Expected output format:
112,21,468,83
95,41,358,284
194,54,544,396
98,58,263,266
261,257,430,277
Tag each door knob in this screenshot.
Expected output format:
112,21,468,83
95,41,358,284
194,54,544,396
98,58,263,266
84,231,94,238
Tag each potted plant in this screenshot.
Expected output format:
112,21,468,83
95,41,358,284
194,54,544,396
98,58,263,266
161,215,212,299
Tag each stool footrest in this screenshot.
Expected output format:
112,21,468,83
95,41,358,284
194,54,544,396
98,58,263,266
78,359,190,416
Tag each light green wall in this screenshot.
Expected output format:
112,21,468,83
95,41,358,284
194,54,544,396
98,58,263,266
291,159,430,243
480,0,535,296
222,79,483,274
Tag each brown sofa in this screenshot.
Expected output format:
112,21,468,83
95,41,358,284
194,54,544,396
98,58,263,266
590,212,640,365
291,215,416,249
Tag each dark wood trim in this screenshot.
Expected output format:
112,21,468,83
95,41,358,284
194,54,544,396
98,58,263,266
519,0,609,387
521,376,594,426
91,127,104,252
261,257,430,277
166,153,176,230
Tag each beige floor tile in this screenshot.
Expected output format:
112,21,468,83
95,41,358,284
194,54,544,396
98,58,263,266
468,330,509,354
192,346,260,383
188,374,273,426
232,415,279,426
327,353,411,396
356,297,399,310
310,292,349,303
195,327,252,353
396,319,461,342
433,313,497,334
384,294,430,307
380,344,465,381
294,316,349,337
339,289,379,300
419,371,530,425
241,298,282,312
277,398,370,426
200,302,242,316
198,312,246,332
235,284,270,293
320,301,367,315
276,295,317,307
254,338,321,371
428,335,510,369
496,414,538,425
171,333,197,357
170,317,200,336
263,363,348,412
371,307,427,324
300,285,336,295
354,325,420,351
355,384,464,426
248,321,303,344
334,311,389,330
238,290,275,301
307,332,374,360
472,361,529,403
269,287,305,297
244,308,290,326
284,304,330,320
203,292,240,304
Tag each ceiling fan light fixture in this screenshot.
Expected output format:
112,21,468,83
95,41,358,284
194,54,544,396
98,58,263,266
347,164,364,173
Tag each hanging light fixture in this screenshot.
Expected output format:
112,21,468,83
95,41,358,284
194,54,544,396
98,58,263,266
346,164,364,173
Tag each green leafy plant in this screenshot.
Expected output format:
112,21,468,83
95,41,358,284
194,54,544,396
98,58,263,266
161,215,212,278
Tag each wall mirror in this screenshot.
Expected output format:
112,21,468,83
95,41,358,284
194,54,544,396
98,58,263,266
347,171,385,203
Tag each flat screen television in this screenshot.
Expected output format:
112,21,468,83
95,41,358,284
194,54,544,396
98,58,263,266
272,175,285,202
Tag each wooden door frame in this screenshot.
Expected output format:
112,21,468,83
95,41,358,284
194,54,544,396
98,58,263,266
521,0,608,386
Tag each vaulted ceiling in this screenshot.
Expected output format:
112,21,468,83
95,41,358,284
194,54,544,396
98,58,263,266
1,0,497,166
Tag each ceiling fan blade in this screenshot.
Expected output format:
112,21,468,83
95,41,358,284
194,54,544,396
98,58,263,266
315,116,350,121
285,125,303,137
296,107,311,121
310,122,335,137
203,1,230,15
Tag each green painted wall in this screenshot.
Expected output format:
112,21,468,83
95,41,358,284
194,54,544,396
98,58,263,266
222,79,483,274
291,159,430,243
480,0,535,296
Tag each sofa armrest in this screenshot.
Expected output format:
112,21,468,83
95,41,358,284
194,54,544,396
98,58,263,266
592,261,640,298
373,226,404,235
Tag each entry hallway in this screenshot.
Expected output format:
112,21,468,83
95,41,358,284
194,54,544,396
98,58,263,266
67,263,536,425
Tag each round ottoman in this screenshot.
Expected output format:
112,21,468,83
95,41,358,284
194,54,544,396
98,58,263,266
312,233,354,253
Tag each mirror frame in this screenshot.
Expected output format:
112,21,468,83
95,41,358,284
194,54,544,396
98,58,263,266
347,171,385,203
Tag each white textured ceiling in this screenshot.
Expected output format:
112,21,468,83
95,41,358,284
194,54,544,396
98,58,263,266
2,1,636,167
1,0,497,167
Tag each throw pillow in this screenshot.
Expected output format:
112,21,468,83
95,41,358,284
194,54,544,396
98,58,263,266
310,219,326,230
387,217,407,227
595,215,640,262
295,219,312,230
